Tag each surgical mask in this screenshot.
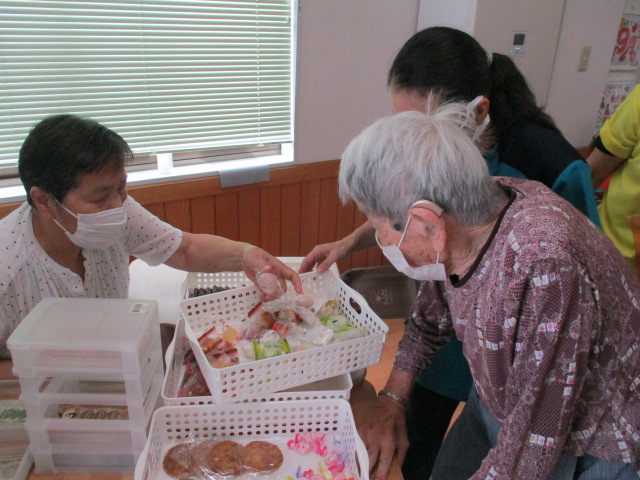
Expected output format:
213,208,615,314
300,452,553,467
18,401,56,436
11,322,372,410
53,199,127,250
467,95,490,142
375,203,447,282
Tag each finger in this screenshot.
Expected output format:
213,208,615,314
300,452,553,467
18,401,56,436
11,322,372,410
367,444,380,475
373,450,392,480
298,255,316,273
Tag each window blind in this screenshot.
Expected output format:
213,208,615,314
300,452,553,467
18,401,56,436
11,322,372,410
0,0,294,176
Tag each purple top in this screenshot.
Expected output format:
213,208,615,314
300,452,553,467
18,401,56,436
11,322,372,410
395,177,640,479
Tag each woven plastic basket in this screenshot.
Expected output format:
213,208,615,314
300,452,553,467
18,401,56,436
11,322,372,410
162,318,353,406
134,399,368,480
179,270,387,404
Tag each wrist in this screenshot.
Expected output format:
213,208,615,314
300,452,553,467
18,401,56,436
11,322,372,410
378,389,408,409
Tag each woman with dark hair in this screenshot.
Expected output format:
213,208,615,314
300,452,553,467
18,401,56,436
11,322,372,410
300,27,600,480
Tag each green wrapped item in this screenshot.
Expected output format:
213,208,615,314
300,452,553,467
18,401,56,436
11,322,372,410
252,338,291,360
320,314,355,333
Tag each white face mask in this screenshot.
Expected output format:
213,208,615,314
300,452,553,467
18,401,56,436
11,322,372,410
54,199,127,250
467,95,490,142
375,203,447,282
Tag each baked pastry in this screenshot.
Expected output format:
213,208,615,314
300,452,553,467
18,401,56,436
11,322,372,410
208,440,245,476
241,440,284,473
162,443,193,478
189,439,218,474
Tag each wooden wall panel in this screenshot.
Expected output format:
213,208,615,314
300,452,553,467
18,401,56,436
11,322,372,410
237,189,261,246
215,192,239,241
164,199,191,232
317,178,339,245
190,196,216,235
280,183,302,256
299,179,321,256
0,160,387,270
144,202,166,222
260,186,281,256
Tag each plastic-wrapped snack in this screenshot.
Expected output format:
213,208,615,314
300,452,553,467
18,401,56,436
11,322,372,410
252,337,291,360
242,440,284,474
162,442,194,479
208,440,246,477
316,299,338,319
179,355,211,397
57,404,128,420
320,314,355,333
290,323,334,347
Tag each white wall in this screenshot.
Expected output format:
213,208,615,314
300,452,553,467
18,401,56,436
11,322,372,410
294,0,420,164
293,0,626,164
545,0,626,146
473,0,566,105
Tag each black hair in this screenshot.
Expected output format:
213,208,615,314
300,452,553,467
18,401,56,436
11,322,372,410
387,26,558,143
18,114,132,206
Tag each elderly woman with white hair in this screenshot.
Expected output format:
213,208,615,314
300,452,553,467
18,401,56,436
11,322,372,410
342,104,640,480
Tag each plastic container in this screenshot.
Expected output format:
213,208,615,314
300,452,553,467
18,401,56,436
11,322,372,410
184,256,340,298
0,382,32,480
32,443,143,474
163,318,353,406
18,346,163,404
341,265,420,319
8,297,161,377
23,372,163,437
179,270,388,403
135,399,368,480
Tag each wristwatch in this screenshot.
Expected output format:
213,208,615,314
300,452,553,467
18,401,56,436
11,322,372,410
378,389,408,408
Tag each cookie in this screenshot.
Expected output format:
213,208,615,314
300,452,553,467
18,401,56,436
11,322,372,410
162,443,193,478
241,440,284,473
189,439,218,474
208,440,245,476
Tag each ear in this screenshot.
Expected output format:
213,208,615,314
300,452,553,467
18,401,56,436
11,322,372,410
30,187,58,219
474,97,490,125
409,206,447,252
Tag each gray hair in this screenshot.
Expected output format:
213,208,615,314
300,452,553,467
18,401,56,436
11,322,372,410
338,101,505,226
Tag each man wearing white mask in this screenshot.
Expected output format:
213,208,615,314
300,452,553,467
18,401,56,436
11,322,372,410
341,105,640,480
0,114,302,358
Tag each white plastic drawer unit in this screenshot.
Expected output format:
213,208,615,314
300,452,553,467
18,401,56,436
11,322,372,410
8,297,160,377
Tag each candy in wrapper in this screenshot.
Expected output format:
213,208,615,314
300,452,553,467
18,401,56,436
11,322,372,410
320,314,355,333
253,338,291,360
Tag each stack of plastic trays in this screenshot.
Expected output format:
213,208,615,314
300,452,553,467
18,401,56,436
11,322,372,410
7,297,164,474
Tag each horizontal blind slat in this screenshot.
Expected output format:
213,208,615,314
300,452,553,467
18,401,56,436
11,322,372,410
0,0,294,166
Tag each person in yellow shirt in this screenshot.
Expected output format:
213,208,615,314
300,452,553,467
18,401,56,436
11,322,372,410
587,84,640,269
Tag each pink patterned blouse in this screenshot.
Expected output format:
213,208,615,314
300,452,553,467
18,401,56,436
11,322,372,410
395,177,640,479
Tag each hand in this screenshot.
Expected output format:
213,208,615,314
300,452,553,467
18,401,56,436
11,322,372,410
299,240,351,274
241,246,303,301
359,395,409,480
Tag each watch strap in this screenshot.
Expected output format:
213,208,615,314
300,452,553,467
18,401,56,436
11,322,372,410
378,389,408,408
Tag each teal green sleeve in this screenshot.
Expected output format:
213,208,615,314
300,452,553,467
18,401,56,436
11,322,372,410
416,335,472,402
551,160,601,228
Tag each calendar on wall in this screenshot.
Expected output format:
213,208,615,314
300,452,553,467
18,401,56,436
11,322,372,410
596,0,640,133
611,14,640,67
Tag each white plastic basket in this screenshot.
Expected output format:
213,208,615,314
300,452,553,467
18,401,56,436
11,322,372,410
134,399,368,480
184,257,339,299
162,318,353,406
179,270,388,404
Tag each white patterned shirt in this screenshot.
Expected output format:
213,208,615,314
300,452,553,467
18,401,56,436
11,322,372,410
395,178,640,479
0,196,182,357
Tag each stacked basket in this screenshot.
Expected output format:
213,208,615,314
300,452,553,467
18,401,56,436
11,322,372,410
137,268,388,480
7,297,164,474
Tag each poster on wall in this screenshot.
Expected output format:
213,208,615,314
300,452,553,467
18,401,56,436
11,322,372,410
596,82,636,132
611,14,640,67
